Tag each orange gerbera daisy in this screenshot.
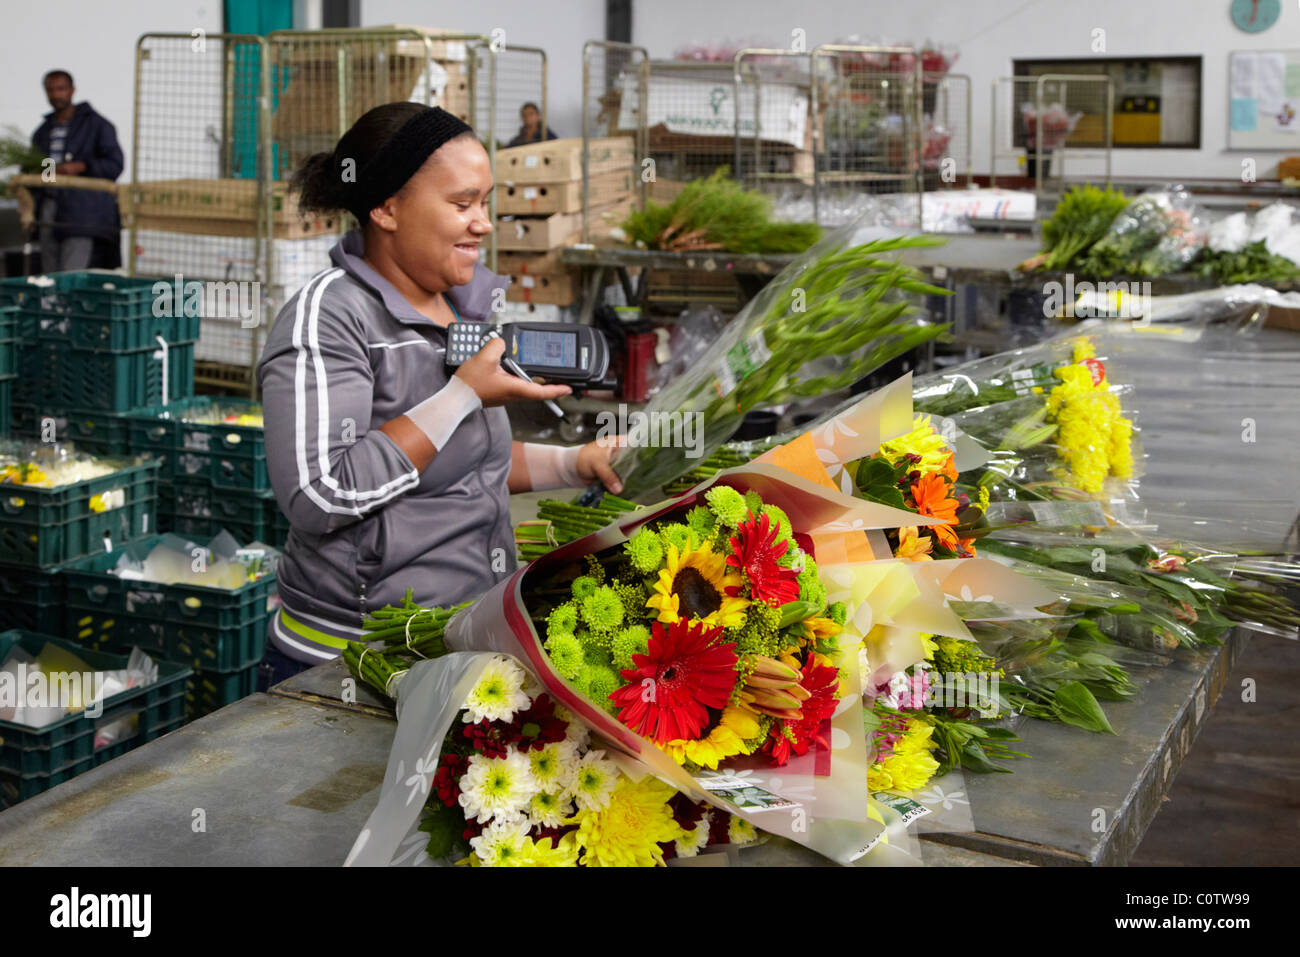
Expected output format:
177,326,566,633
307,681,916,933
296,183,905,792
940,451,959,483
910,473,960,550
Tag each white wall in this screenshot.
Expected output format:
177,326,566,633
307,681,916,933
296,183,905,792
631,0,1300,180
362,0,606,142
0,1,221,182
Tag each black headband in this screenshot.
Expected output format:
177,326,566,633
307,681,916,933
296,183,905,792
337,106,474,217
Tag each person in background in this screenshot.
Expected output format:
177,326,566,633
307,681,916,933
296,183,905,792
30,70,124,271
506,101,558,147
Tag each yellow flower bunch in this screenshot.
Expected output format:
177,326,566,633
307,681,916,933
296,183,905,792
869,714,941,793
877,415,954,478
1045,348,1135,495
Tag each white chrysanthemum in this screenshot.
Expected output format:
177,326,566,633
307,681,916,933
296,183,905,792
729,815,759,846
674,810,711,858
555,704,591,751
858,645,873,697
457,751,535,824
462,656,531,724
529,790,573,829
528,741,578,790
469,817,531,866
567,749,619,812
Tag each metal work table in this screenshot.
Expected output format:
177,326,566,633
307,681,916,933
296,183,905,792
0,625,1254,866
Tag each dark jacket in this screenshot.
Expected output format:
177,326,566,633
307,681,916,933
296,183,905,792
31,102,124,241
506,125,559,148
257,230,516,660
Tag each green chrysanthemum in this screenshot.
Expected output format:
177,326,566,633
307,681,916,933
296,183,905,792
583,642,613,668
797,557,826,609
623,528,664,575
545,633,583,680
547,602,579,640
572,575,599,600
705,486,749,527
827,601,848,627
659,522,698,556
581,584,625,633
611,624,651,671
743,489,764,517
578,663,622,714
685,505,717,541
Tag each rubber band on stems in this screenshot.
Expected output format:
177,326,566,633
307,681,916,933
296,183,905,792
404,609,435,658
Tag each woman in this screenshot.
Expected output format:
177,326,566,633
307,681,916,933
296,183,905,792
256,103,621,686
506,101,558,147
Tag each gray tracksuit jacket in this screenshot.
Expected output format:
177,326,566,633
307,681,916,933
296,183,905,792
258,230,515,662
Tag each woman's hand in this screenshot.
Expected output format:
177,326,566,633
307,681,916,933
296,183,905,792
454,335,572,407
575,434,625,494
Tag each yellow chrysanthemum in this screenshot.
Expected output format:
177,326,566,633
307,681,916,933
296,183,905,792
879,749,941,792
867,765,894,792
1072,337,1097,362
519,833,580,867
1046,359,1136,496
645,542,749,629
877,415,953,478
662,705,759,769
572,775,682,867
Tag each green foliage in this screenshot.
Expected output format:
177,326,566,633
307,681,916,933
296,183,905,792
1194,241,1300,284
621,168,822,254
1034,185,1130,271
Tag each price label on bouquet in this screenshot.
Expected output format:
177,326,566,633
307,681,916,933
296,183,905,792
697,775,797,813
874,792,932,827
711,331,773,399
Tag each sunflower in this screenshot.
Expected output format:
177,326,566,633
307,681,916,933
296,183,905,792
662,706,760,769
610,617,738,745
646,542,749,629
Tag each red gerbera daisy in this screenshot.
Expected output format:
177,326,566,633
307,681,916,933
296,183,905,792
727,511,801,607
610,617,738,745
762,657,841,766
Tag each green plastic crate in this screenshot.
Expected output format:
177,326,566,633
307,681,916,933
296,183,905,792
0,376,12,441
0,456,160,568
0,629,192,778
10,406,136,458
186,662,260,719
160,481,276,544
0,308,14,378
127,397,266,491
34,341,195,413
0,563,65,634
61,535,275,671
0,273,160,319
29,307,200,352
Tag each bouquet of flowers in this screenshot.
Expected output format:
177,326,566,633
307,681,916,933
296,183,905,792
1076,188,1209,278
1021,102,1081,152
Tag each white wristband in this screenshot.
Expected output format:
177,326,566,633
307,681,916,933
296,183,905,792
405,375,482,451
522,442,584,491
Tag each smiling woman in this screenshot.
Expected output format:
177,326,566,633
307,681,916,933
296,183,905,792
253,103,623,683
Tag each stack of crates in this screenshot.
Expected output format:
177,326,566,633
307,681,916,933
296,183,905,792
0,273,198,444
124,396,282,545
0,629,191,807
62,536,275,720
0,303,14,437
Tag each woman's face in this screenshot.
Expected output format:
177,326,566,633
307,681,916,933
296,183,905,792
379,135,494,292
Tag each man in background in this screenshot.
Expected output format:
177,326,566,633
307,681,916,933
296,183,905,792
30,70,124,271
507,101,558,147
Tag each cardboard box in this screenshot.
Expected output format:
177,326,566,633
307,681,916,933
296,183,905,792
129,179,340,239
496,169,633,215
495,137,635,184
505,270,580,306
495,211,582,251
1265,305,1300,331
494,249,570,276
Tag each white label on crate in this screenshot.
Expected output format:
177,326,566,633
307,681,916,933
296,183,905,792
515,222,527,240
183,430,213,452
126,589,166,614
521,276,535,289
525,155,539,168
523,186,538,200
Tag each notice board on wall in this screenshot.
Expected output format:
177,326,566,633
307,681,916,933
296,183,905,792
1228,50,1300,148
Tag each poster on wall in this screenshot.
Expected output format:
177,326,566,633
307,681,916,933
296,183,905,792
1229,50,1300,147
